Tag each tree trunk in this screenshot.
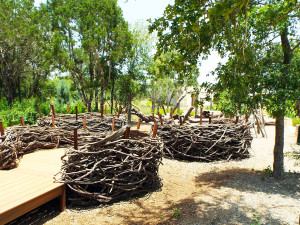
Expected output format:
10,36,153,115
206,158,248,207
94,87,98,112
152,101,155,114
128,96,132,123
273,117,284,179
171,91,186,115
272,27,292,179
111,74,115,114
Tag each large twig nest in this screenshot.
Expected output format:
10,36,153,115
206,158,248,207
157,122,253,162
55,138,164,205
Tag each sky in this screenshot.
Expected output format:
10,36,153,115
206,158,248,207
34,0,226,83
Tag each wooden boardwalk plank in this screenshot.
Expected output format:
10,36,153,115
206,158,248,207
0,148,66,225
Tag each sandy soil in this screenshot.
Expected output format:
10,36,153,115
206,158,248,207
9,122,300,225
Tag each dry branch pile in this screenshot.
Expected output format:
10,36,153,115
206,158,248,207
0,126,106,170
157,123,252,162
37,113,127,133
55,138,163,205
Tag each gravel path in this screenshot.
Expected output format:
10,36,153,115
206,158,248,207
9,123,300,225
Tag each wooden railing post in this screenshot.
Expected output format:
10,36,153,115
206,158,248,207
52,116,55,128
75,106,78,120
125,126,131,139
159,114,163,126
235,116,239,124
104,105,107,115
200,108,203,125
74,128,78,150
152,123,158,138
0,119,5,137
86,103,89,113
245,114,249,122
20,117,25,126
51,104,56,118
67,104,70,114
137,118,141,130
37,104,42,118
83,116,86,132
179,116,183,126
112,117,115,131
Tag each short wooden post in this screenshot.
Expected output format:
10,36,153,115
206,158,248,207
170,107,173,119
112,117,115,131
86,104,89,113
235,116,239,124
211,112,213,120
137,118,141,130
200,108,203,125
117,106,121,118
75,106,78,120
83,116,86,132
296,125,300,145
104,105,107,115
20,117,25,126
37,104,42,118
67,104,70,114
0,119,5,137
125,126,131,139
208,116,211,124
52,116,55,127
245,114,249,122
51,104,56,118
159,114,163,126
74,128,78,150
152,123,158,138
179,116,183,126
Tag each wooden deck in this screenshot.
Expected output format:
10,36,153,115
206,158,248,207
0,149,66,225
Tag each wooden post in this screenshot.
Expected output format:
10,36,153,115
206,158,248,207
235,116,239,124
296,125,300,145
52,116,55,128
124,107,127,115
83,116,86,132
137,118,141,130
245,114,249,122
112,117,115,131
200,108,203,125
179,116,183,126
86,104,89,113
152,123,158,138
125,126,131,139
104,105,107,115
211,112,213,120
74,128,78,150
67,104,70,114
117,106,121,118
37,104,42,118
51,104,56,118
75,106,78,120
208,116,211,124
159,114,163,126
101,105,103,118
20,117,25,126
0,119,5,137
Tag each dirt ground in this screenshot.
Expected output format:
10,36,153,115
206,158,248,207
9,121,300,225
